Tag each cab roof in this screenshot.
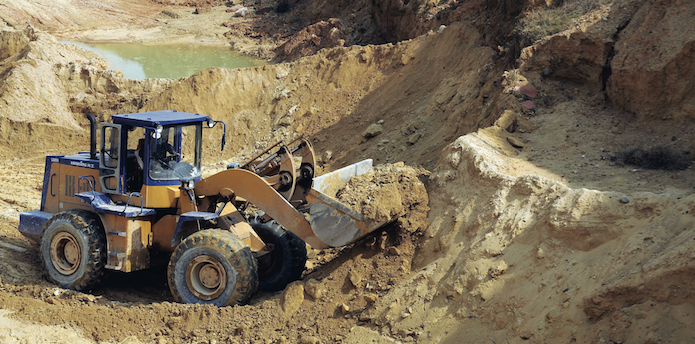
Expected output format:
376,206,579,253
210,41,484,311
111,110,210,128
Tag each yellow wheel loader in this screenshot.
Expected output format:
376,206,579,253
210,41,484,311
19,111,389,306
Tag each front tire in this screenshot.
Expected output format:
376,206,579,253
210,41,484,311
168,229,258,306
40,210,108,291
249,217,307,292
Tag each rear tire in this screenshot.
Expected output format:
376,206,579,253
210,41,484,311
40,210,108,291
168,229,258,306
249,217,307,292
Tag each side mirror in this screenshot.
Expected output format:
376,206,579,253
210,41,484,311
204,119,227,151
218,121,227,151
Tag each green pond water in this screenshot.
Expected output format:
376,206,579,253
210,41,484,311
65,42,265,79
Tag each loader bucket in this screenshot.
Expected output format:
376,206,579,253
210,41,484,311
306,159,391,247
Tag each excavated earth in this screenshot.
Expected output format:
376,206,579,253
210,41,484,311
1,0,695,343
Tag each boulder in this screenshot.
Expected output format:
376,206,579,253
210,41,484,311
363,123,383,138
279,281,304,316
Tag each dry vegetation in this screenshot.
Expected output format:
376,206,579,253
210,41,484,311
516,0,613,44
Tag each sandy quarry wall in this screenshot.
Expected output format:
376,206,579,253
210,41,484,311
607,0,695,120
141,40,410,164
519,0,695,121
0,20,503,172
343,127,695,343
140,22,506,171
0,1,693,342
308,21,506,171
0,26,173,157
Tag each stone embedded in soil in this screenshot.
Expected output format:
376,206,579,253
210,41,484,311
305,278,326,300
489,261,508,278
349,270,363,289
226,4,243,12
514,83,538,98
363,123,383,138
364,293,378,303
234,7,249,17
521,100,536,110
507,136,524,148
620,196,630,204
495,110,518,133
388,246,401,256
161,10,179,19
280,281,305,316
301,335,321,344
407,133,421,145
335,162,429,233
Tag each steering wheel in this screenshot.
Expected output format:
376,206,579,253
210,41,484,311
165,152,180,163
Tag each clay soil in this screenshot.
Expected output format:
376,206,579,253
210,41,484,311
1,0,695,343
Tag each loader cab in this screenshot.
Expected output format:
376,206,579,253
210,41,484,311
99,111,212,204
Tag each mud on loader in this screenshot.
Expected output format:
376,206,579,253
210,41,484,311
18,110,389,306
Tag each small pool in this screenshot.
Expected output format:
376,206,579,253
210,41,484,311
65,42,266,79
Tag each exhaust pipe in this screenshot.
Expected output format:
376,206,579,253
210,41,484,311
86,114,97,160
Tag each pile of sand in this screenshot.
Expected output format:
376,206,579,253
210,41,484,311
336,162,429,233
347,129,695,343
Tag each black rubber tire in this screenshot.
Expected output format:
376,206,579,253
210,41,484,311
167,229,258,306
249,217,307,292
40,209,108,291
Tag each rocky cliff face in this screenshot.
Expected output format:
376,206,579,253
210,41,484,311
519,0,695,120
607,0,695,120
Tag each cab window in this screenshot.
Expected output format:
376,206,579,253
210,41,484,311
148,124,202,181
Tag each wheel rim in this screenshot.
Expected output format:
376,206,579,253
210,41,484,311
185,255,228,300
50,231,81,275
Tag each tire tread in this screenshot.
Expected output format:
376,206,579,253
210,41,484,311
249,217,307,292
39,209,107,291
167,229,258,306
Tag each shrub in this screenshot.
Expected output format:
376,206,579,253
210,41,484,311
621,146,692,171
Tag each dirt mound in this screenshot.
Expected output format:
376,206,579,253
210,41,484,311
337,162,429,233
518,1,629,90
273,19,345,62
313,21,505,171
0,26,173,125
0,310,95,344
0,26,174,158
140,39,415,166
0,0,161,33
343,128,695,343
142,21,506,172
221,0,501,62
0,219,419,344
